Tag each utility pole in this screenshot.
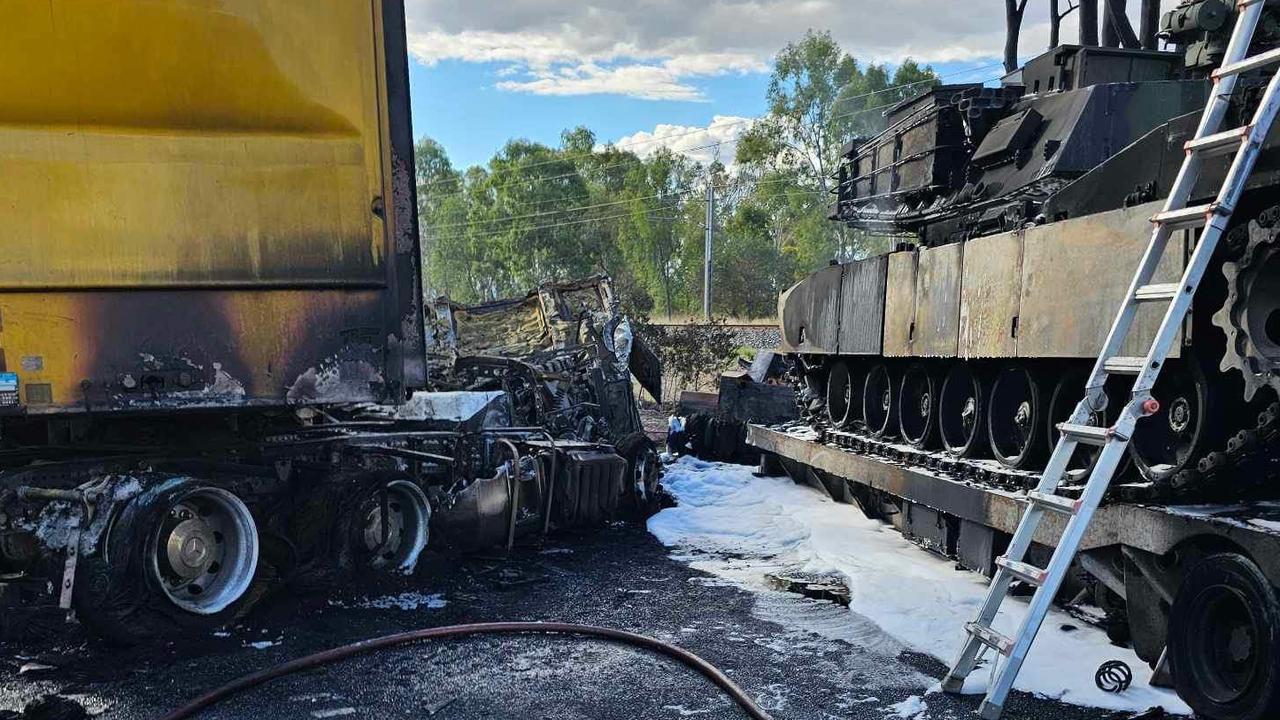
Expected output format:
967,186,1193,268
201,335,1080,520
703,179,715,321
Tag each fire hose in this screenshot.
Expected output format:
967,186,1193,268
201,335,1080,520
159,621,775,720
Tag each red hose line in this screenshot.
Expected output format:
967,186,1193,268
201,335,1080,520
158,621,775,720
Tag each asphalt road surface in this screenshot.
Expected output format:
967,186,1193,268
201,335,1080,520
0,525,1129,720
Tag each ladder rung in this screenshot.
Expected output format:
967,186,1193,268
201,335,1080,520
1185,125,1251,157
1104,356,1147,375
1024,490,1081,515
1057,422,1116,446
1151,204,1220,229
996,556,1049,587
966,622,1014,656
1213,47,1280,79
1134,283,1181,302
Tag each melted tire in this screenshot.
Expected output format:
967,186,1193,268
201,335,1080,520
616,432,663,517
1169,553,1280,720
74,481,265,646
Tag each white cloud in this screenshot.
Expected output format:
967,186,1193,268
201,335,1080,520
608,115,757,168
406,1,1183,100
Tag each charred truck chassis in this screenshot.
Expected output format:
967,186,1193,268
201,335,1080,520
0,2,660,645
777,3,1280,718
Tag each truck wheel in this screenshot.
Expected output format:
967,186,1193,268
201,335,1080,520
334,473,431,576
863,363,898,439
75,481,261,644
899,363,940,449
617,432,661,516
1168,553,1280,720
940,363,986,457
988,366,1046,469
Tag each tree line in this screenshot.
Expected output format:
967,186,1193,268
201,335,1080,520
415,31,938,320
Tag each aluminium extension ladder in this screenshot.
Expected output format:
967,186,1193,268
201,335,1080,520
941,3,1280,717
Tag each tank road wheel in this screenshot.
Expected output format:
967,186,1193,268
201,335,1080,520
939,363,986,457
862,363,898,439
899,363,940,449
987,366,1047,470
1130,359,1213,483
826,360,861,429
1047,369,1124,482
337,475,431,576
75,481,261,644
1168,553,1280,720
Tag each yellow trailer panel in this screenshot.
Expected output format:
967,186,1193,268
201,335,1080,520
0,0,388,288
0,0,424,413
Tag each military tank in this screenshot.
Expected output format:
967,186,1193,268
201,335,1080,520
783,0,1280,500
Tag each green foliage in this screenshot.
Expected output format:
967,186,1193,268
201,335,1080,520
414,31,937,316
641,320,739,402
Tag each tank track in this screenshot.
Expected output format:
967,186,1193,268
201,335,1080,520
799,388,1280,504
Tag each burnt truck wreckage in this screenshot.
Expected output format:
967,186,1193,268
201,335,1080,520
0,2,660,645
763,2,1280,719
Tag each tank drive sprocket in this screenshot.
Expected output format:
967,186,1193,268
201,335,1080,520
1214,214,1280,401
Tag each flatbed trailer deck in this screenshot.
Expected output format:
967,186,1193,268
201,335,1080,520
748,424,1280,577
747,422,1280,719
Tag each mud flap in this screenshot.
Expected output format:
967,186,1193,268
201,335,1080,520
629,331,662,402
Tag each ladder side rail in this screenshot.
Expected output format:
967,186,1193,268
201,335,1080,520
1082,3,1266,399
977,441,1132,717
941,433,1085,689
1131,71,1280,397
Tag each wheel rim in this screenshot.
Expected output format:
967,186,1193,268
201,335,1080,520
1188,586,1261,705
1130,360,1208,480
1048,370,1109,481
862,364,896,438
357,480,431,572
149,487,258,616
826,362,854,428
899,364,937,448
988,367,1043,468
633,448,657,500
940,364,984,456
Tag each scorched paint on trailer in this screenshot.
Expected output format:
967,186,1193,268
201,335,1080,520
0,0,423,412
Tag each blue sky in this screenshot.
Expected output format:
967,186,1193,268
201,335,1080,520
403,1,1175,171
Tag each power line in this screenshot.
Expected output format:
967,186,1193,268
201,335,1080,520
420,174,827,233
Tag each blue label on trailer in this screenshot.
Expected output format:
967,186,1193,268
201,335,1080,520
0,373,17,392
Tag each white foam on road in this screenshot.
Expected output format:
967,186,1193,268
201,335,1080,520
648,457,1190,715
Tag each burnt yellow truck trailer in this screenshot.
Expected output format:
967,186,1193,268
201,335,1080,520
0,0,430,642
0,1,644,645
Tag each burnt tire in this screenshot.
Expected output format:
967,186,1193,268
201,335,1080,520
332,471,431,578
1168,553,1280,720
616,432,662,516
74,480,264,645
